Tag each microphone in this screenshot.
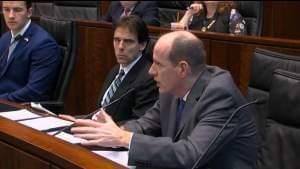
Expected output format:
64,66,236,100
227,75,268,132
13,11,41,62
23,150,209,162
52,87,136,136
190,98,266,169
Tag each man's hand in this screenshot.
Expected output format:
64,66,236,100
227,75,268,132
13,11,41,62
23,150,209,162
187,3,204,15
58,114,77,122
71,110,132,148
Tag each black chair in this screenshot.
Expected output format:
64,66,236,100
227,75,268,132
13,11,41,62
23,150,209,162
257,69,300,169
236,1,263,36
38,16,77,114
157,1,191,27
246,48,300,168
32,2,54,18
33,1,100,21
53,1,101,21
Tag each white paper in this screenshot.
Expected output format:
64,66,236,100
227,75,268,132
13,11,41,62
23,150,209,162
92,150,129,167
19,116,73,131
47,131,86,144
0,109,41,121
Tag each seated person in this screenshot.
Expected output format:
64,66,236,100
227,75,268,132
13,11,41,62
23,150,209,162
67,31,257,169
0,1,60,102
179,1,246,34
102,1,160,26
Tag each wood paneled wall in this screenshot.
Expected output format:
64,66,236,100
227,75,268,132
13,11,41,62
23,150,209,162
63,21,300,115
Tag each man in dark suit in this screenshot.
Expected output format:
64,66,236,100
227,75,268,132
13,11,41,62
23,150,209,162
102,1,160,26
70,31,257,169
0,1,60,102
94,15,158,123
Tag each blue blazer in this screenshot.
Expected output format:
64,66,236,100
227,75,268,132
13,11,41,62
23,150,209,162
102,1,160,26
0,22,60,102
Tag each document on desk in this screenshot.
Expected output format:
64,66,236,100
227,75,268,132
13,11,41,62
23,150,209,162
19,116,73,131
47,131,87,144
0,109,41,121
92,150,129,167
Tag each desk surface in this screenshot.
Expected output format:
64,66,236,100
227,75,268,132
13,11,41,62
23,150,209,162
0,100,127,169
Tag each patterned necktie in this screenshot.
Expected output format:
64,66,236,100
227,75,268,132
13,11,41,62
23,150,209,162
0,37,18,73
175,98,185,132
102,69,125,106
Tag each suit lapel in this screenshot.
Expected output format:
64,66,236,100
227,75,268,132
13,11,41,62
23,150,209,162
1,23,33,77
174,68,211,139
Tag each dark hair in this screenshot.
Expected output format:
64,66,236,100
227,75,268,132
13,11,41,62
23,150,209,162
169,35,206,74
113,15,149,44
25,0,32,9
217,1,237,15
2,1,32,9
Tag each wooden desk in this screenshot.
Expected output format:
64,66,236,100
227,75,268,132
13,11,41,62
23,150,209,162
64,21,300,116
0,100,127,169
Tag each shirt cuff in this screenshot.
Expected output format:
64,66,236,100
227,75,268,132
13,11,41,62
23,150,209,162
128,132,134,150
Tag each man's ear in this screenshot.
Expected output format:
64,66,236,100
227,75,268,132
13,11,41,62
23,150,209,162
139,41,147,52
177,60,191,77
27,7,32,18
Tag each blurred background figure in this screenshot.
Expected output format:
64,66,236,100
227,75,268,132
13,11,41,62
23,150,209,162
179,1,246,34
102,1,160,26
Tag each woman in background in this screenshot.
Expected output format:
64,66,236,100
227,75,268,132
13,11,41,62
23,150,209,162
179,1,246,34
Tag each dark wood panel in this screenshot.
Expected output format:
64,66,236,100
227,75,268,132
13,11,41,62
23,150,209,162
64,22,116,115
262,1,300,39
0,141,50,169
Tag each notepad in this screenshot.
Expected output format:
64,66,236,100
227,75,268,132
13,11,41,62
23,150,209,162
48,131,86,144
92,150,129,167
0,109,41,121
19,116,73,131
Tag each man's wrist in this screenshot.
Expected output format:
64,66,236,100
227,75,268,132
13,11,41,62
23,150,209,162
119,131,133,148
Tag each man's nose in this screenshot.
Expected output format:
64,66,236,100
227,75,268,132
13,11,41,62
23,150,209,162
8,10,16,18
148,64,155,76
118,40,125,49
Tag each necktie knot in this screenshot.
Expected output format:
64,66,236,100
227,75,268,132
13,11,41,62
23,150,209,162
119,69,125,77
124,8,131,16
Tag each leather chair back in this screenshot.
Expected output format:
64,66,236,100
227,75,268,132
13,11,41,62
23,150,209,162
53,1,101,21
236,1,263,36
247,48,300,168
33,1,101,21
257,69,300,169
39,16,77,113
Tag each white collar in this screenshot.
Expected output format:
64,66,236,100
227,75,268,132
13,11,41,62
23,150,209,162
11,19,31,41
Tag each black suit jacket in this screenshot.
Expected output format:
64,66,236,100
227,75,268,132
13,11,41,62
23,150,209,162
97,56,158,122
102,1,160,26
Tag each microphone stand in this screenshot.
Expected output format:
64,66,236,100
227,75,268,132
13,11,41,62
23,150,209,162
52,88,135,136
191,99,264,169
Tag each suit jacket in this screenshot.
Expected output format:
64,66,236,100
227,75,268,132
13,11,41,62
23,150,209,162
0,22,60,102
124,66,257,169
97,55,158,122
102,1,160,26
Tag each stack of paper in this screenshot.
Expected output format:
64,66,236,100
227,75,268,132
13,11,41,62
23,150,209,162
19,116,73,131
0,109,41,121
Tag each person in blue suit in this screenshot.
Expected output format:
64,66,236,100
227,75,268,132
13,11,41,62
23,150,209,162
102,1,160,26
0,1,60,102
